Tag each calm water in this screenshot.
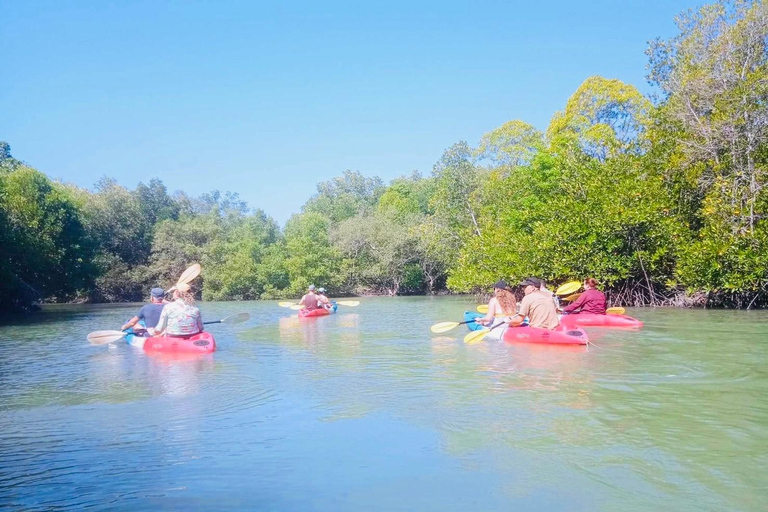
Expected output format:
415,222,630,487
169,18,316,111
0,297,766,511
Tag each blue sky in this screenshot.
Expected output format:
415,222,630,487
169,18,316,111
2,0,695,224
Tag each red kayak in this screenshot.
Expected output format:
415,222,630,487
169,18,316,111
298,303,337,318
560,313,643,329
143,332,216,354
503,324,589,345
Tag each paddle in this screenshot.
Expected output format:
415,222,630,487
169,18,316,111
606,307,625,315
430,319,478,333
561,293,582,302
476,304,489,314
555,281,581,296
204,312,250,325
87,330,127,345
463,321,506,344
278,301,295,308
177,263,201,286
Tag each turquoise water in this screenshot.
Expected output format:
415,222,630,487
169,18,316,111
0,297,766,511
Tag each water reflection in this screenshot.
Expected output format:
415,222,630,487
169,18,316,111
0,300,766,511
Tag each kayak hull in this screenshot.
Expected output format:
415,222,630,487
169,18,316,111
299,302,338,318
503,324,589,345
143,332,217,354
464,311,484,331
560,313,643,329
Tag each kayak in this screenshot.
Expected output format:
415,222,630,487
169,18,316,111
464,311,484,331
143,332,216,354
298,302,338,318
124,320,216,353
503,324,589,345
560,313,643,329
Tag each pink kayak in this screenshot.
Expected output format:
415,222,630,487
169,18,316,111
503,324,589,345
298,303,337,318
560,313,643,329
143,332,216,354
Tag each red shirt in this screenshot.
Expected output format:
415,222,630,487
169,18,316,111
563,288,606,314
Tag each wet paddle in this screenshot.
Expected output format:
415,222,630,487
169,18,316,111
430,319,478,333
463,321,506,344
87,330,127,345
606,307,625,315
204,312,250,325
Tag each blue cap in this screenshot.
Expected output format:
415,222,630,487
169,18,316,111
151,288,165,298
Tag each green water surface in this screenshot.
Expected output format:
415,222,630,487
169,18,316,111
0,297,765,511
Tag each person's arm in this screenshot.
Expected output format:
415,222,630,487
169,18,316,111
477,299,498,325
298,294,307,306
121,316,140,331
508,297,529,326
563,291,588,313
155,308,169,336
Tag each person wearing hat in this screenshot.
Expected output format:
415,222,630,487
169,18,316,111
298,285,321,312
316,287,333,310
505,277,560,330
154,286,204,337
475,280,517,339
121,287,168,337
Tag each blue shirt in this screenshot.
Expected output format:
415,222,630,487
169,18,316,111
137,303,165,328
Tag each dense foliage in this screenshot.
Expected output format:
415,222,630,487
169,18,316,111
1,0,766,310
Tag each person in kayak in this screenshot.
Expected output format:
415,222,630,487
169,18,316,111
298,285,322,312
505,277,559,330
120,287,167,337
154,287,204,337
476,280,517,327
562,277,607,315
475,280,517,340
317,288,333,310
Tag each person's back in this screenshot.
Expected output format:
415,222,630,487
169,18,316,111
562,278,606,315
155,290,203,336
519,289,559,330
303,292,320,310
137,302,165,329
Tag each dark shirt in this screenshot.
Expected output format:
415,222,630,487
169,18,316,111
563,288,606,314
137,303,165,328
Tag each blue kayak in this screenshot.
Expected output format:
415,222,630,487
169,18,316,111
464,311,484,331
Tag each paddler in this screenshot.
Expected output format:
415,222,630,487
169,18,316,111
562,277,607,315
154,286,204,337
505,277,559,330
317,287,333,310
120,287,167,337
298,285,322,312
476,280,517,327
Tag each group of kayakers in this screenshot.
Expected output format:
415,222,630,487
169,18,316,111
121,285,204,339
476,277,607,334
298,284,334,312
118,274,603,341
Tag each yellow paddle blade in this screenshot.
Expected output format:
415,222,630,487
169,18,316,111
290,304,305,310
464,328,490,344
278,301,296,308
562,293,582,302
336,300,360,307
430,321,461,333
555,281,581,296
177,263,201,285
476,305,489,314
87,330,126,345
607,307,625,315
